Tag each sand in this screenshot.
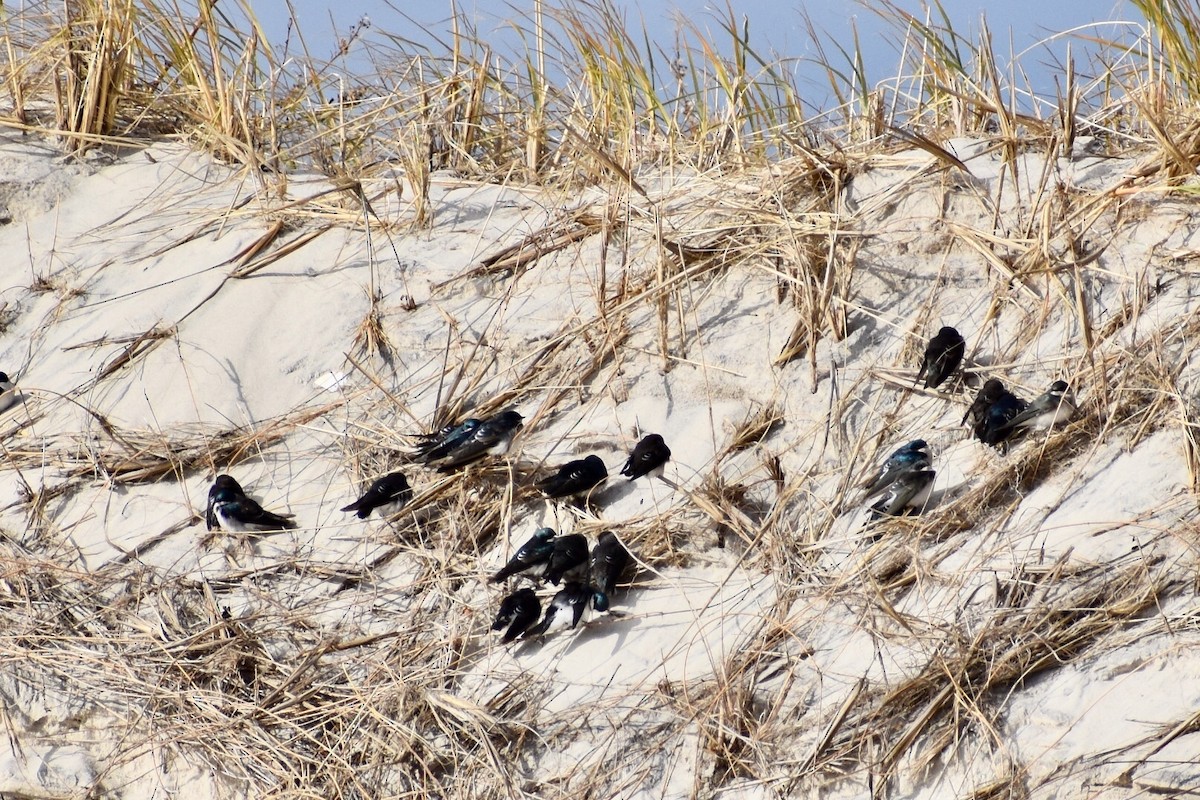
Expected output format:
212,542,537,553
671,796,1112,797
0,126,1198,799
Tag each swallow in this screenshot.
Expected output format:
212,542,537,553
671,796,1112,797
590,530,631,595
917,326,966,389
534,454,608,499
0,372,18,414
543,532,590,585
523,582,610,638
414,418,483,463
208,480,297,533
428,410,524,471
861,439,931,500
869,468,936,519
491,587,541,643
206,474,246,531
620,433,671,480
974,389,1028,447
996,381,1077,434
490,527,557,583
963,378,1006,428
340,471,412,519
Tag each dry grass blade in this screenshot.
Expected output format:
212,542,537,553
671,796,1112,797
721,403,785,457
91,324,176,383
436,208,612,288
817,559,1169,781
2,400,345,486
55,0,137,149
228,225,331,279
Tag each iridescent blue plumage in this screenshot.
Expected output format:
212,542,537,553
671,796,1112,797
490,527,557,583
868,468,936,520
963,378,1006,428
210,482,297,533
975,389,1028,447
415,418,483,463
861,439,931,500
427,410,524,471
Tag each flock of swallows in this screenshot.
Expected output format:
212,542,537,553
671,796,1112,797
864,325,1078,520
203,410,673,642
2,322,1074,641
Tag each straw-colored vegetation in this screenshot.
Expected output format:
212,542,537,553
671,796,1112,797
3,0,1200,797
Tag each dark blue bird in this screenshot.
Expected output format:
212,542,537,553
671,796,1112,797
206,474,245,530
491,587,541,643
590,530,631,595
620,433,671,480
869,468,936,520
490,527,557,583
414,418,483,463
523,582,610,638
918,326,966,389
341,471,412,519
963,378,1006,428
543,533,590,586
861,440,931,501
975,389,1028,447
535,454,608,499
209,479,297,533
428,410,524,470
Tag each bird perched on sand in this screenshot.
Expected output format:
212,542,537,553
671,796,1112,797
963,378,1006,428
491,587,541,644
427,410,524,471
412,418,482,463
0,372,18,415
996,380,1077,434
590,530,631,595
534,454,608,500
206,474,246,530
491,527,557,583
869,468,936,519
207,476,297,533
523,582,610,638
620,433,671,480
974,386,1028,447
543,532,590,585
340,471,412,519
917,326,966,390
861,440,931,501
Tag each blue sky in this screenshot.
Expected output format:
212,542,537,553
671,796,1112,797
253,0,1142,108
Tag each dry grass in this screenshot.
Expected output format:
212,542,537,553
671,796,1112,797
3,1,1200,799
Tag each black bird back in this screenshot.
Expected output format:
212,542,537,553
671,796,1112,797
620,433,671,480
491,528,557,583
544,533,589,585
590,531,631,595
919,326,965,389
974,390,1027,447
963,378,1005,427
492,588,541,643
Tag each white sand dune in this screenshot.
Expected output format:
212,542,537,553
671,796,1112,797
1,128,1198,799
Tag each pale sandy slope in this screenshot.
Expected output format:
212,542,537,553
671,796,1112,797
0,129,1197,799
